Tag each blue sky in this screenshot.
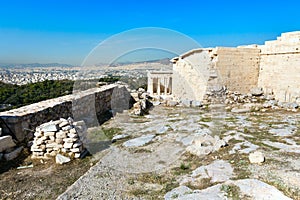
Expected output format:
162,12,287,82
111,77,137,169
0,0,300,65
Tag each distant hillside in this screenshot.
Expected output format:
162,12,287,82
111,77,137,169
0,63,74,68
109,58,172,67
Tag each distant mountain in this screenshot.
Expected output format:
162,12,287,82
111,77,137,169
109,58,172,67
0,63,74,68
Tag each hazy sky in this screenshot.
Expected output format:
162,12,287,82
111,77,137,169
0,0,300,65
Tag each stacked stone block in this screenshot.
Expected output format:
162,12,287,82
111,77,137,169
31,118,87,159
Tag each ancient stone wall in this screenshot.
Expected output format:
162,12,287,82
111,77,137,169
258,32,300,102
172,31,300,103
172,49,212,101
0,84,133,142
215,47,260,93
172,47,260,101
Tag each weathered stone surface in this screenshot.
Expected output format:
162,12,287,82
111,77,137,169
131,99,153,116
67,133,78,138
249,151,265,164
69,128,77,134
34,131,43,137
0,136,16,152
166,100,178,107
62,125,72,131
186,135,227,156
44,132,55,137
74,153,81,158
73,141,83,148
250,87,264,96
165,184,226,200
232,179,292,200
231,107,251,113
4,146,23,161
70,147,81,153
263,140,300,153
40,123,58,132
191,160,233,183
59,121,69,128
123,134,155,147
55,154,71,164
164,186,192,200
63,138,78,143
180,99,191,107
167,179,292,200
63,142,73,149
56,131,67,139
156,126,169,134
111,134,129,143
191,100,202,107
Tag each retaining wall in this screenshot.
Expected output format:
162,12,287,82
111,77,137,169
258,31,300,102
0,84,134,142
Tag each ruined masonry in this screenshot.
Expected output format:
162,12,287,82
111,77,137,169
31,118,87,159
149,31,300,103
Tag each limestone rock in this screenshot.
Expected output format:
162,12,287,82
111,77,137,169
111,134,129,143
164,186,192,200
31,118,87,160
191,100,202,107
123,134,155,147
166,100,178,107
64,142,73,149
231,107,251,113
4,146,23,161
186,135,227,156
59,121,69,128
233,179,292,200
131,99,153,116
181,99,191,107
250,87,264,96
249,151,265,164
55,154,71,164
40,123,58,132
0,136,16,152
191,160,233,183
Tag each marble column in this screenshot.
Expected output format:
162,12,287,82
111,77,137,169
157,77,161,95
164,78,167,94
147,77,153,95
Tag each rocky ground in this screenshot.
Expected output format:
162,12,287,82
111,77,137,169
57,104,300,199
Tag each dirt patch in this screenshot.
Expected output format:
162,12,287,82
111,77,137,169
0,147,95,200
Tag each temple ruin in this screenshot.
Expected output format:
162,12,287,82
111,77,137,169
148,31,300,103
147,71,172,95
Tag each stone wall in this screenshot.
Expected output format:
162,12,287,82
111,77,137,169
171,47,260,101
215,47,260,93
0,84,133,142
171,49,212,101
172,31,300,103
258,31,300,102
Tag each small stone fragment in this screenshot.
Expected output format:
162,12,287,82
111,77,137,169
55,154,71,164
249,151,265,164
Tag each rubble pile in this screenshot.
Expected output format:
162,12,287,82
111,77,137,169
0,134,23,161
130,88,153,116
31,118,87,159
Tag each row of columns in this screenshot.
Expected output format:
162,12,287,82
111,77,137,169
147,72,172,95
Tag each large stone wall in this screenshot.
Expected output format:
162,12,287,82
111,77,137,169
258,32,300,102
172,31,300,103
172,47,260,101
0,84,133,142
215,47,260,93
171,49,212,101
